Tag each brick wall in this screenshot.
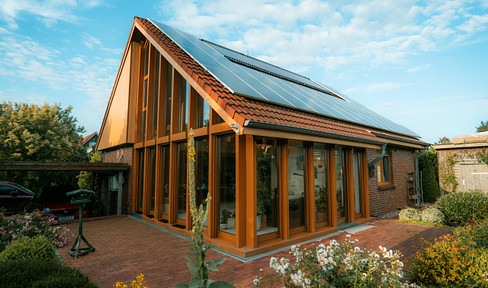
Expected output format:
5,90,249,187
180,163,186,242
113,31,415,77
368,148,417,216
102,147,134,214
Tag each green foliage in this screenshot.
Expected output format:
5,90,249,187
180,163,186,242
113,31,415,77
456,219,488,249
419,147,440,203
399,208,422,221
476,120,488,133
434,192,488,225
441,154,458,193
477,149,488,165
0,259,98,288
435,136,451,144
0,102,88,189
176,130,235,288
0,236,55,263
408,234,487,287
77,151,102,189
256,146,272,215
421,207,445,224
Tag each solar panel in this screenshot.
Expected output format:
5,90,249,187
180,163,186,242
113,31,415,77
149,19,419,138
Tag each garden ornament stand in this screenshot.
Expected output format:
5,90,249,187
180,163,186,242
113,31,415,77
66,189,96,259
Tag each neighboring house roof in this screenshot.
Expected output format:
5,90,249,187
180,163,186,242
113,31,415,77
97,17,427,150
81,132,98,146
434,131,488,150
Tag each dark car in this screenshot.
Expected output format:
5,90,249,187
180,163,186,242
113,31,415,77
36,186,89,221
0,181,36,213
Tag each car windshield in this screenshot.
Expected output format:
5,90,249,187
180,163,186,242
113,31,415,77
15,184,35,195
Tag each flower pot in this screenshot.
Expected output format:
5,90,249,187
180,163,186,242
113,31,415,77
220,223,228,230
228,217,235,229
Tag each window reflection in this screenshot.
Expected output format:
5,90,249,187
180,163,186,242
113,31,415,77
288,141,306,229
159,145,170,216
256,137,279,235
148,147,156,212
176,142,187,220
196,93,210,128
195,138,209,226
335,146,346,220
137,149,144,212
353,149,362,214
217,134,235,234
314,143,328,224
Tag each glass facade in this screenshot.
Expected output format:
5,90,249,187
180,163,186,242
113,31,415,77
256,137,279,235
288,141,306,229
151,50,159,139
314,143,328,224
176,142,187,220
353,149,362,214
137,149,145,212
217,134,236,234
335,146,346,220
196,93,210,128
163,60,172,136
159,145,170,216
178,75,188,133
148,147,156,211
195,138,209,210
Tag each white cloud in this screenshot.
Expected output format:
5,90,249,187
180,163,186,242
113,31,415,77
407,63,432,73
344,82,410,95
82,33,102,49
159,0,488,74
0,0,104,29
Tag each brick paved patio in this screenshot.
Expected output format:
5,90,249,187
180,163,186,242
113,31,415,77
58,216,451,288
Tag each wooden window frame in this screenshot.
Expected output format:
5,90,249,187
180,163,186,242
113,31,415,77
378,154,392,186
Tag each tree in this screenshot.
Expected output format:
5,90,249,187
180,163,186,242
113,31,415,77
0,102,88,189
419,147,440,203
435,137,451,145
476,120,488,132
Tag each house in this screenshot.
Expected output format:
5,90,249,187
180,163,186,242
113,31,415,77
434,131,488,194
81,132,98,154
96,17,428,257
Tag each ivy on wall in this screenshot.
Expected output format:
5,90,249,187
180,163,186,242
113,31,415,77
440,154,458,193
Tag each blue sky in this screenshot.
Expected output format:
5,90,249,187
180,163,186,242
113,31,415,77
0,0,487,144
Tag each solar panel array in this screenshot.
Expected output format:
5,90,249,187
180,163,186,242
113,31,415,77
149,19,419,138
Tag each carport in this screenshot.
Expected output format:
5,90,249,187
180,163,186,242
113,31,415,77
0,161,129,215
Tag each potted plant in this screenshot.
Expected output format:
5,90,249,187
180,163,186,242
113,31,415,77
220,209,232,230
315,187,328,221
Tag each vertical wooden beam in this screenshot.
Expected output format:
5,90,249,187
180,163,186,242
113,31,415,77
361,150,370,218
306,143,316,233
208,133,217,238
329,146,337,227
168,142,176,224
171,72,180,136
142,147,149,215
186,140,191,230
127,42,140,144
132,150,139,212
236,134,247,247
154,146,161,218
281,141,289,240
135,42,144,144
146,44,154,141
346,148,355,223
245,135,257,248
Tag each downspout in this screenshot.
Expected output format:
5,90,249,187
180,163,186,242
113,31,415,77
367,143,388,177
414,146,429,206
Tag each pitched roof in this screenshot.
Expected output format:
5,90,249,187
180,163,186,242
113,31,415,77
122,17,427,147
81,132,98,146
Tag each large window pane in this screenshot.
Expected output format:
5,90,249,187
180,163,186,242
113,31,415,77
353,149,362,214
159,145,170,216
148,147,156,211
196,93,210,128
195,138,209,214
151,50,160,139
335,146,346,220
217,134,235,234
314,143,328,224
288,141,306,229
163,61,172,136
178,75,188,133
256,137,279,235
176,142,187,220
137,149,145,212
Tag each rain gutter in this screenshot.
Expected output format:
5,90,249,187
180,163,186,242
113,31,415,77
243,120,384,146
368,143,388,170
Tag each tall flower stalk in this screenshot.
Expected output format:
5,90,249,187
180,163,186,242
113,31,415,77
175,129,235,288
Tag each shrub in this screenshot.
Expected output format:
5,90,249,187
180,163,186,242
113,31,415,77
421,207,445,224
0,259,98,288
434,191,488,225
254,235,418,287
408,234,488,287
0,210,70,247
456,219,488,249
399,208,421,221
419,148,440,203
0,236,55,263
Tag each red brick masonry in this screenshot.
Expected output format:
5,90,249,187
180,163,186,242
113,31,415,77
58,216,451,288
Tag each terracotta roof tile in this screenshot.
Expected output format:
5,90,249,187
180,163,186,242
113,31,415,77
135,17,425,146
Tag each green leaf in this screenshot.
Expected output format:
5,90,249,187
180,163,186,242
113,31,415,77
187,262,199,277
189,278,204,288
208,281,236,288
173,284,189,288
207,258,226,271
